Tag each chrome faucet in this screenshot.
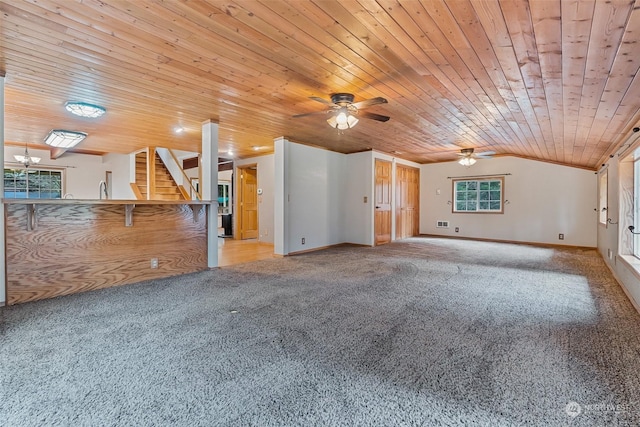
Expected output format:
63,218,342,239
99,180,108,199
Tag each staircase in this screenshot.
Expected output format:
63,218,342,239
134,151,184,200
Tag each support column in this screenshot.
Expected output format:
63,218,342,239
0,72,6,305
274,136,289,256
202,120,219,268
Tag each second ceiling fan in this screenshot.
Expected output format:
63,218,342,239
293,93,390,130
457,148,496,166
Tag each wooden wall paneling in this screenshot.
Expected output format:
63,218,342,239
302,0,499,150
259,0,474,144
559,0,598,164
527,0,565,164
496,0,557,159
347,0,507,150
33,0,289,93
2,0,639,168
576,0,632,165
427,0,537,157
5,203,208,305
584,2,640,166
444,0,539,158
379,0,513,149
247,0,447,151
6,0,318,152
401,0,532,156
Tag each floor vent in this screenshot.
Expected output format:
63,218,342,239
436,220,450,228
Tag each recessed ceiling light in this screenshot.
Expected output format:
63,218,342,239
44,129,87,148
174,126,184,134
64,101,106,118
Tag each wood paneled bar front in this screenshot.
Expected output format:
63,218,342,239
3,199,211,305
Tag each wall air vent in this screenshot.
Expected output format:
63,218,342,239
436,221,450,228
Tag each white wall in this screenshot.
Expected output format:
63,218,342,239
286,142,346,253
4,147,132,199
344,151,374,245
420,156,597,247
273,138,349,253
597,153,640,311
273,141,420,253
235,154,275,244
102,153,134,199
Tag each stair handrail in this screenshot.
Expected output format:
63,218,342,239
167,148,201,200
156,147,201,200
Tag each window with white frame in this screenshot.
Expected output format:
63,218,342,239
598,169,608,224
634,159,640,259
453,177,504,213
4,168,63,199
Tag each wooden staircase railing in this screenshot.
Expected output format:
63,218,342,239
133,148,186,201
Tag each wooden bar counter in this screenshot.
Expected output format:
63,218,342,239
3,199,211,305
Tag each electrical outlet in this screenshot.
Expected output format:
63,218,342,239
455,227,459,232
150,258,159,269
302,237,305,244
363,196,368,203
559,233,564,240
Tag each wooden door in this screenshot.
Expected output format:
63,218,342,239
396,165,420,239
239,167,258,239
374,159,392,245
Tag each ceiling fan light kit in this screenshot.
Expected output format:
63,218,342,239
327,108,359,130
458,157,476,167
294,92,389,130
456,147,495,166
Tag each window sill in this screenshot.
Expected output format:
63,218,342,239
618,254,640,281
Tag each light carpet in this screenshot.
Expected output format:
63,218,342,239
1,237,639,426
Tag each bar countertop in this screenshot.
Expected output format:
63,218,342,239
2,199,212,205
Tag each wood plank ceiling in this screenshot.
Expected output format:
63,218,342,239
1,0,640,169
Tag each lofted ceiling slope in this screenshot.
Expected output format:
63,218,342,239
1,0,640,168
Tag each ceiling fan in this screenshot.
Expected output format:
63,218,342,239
457,148,495,166
293,93,390,130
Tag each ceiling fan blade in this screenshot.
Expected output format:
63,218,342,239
475,151,496,158
359,111,390,122
352,97,388,109
292,110,331,118
309,96,336,106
